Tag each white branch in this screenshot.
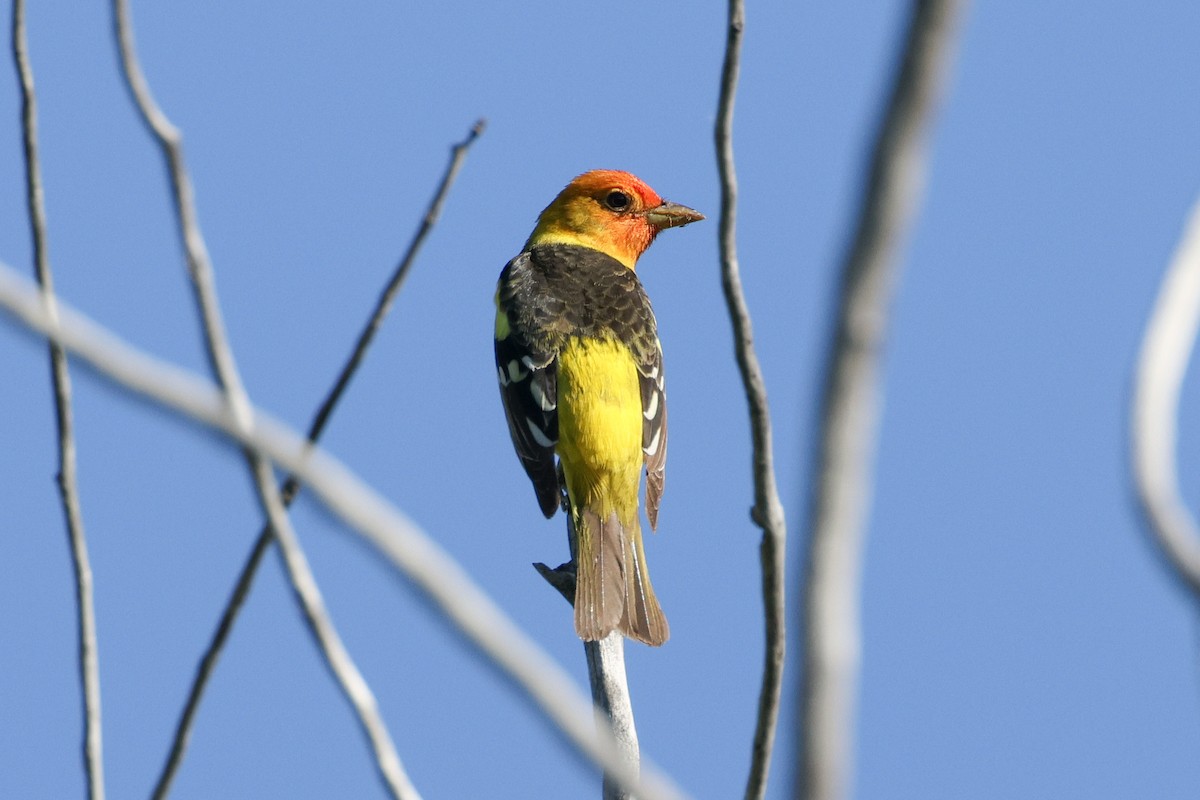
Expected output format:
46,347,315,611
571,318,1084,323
797,2,966,799
0,262,689,800
586,634,639,800
13,3,105,797
1131,198,1200,593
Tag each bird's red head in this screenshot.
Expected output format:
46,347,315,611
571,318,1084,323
526,170,704,269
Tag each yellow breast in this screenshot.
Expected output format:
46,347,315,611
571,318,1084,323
555,336,643,518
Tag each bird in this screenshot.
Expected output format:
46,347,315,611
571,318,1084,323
493,170,703,646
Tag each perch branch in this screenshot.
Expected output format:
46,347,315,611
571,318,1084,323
1131,198,1200,594
154,119,483,799
586,634,639,800
0,262,689,800
111,3,415,796
713,1,788,797
13,3,105,798
796,3,965,800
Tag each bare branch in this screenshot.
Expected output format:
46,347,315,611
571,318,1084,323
110,3,415,796
257,463,425,800
12,4,105,798
302,119,486,454
796,3,966,800
586,635,639,800
154,120,484,799
0,263,690,800
1131,199,1200,594
111,0,240,408
712,0,788,797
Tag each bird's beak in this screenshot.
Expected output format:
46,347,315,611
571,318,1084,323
643,201,705,230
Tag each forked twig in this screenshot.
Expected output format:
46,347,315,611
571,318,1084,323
797,2,965,799
153,120,483,799
12,3,105,798
713,1,789,797
110,2,416,797
1131,199,1200,594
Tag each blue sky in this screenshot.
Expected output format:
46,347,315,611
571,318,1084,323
2,2,1200,798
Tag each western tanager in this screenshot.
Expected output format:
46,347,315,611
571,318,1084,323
494,170,703,646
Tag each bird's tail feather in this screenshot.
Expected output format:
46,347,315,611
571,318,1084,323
574,507,668,646
622,517,669,646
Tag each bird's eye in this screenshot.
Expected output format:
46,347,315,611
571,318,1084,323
604,190,631,212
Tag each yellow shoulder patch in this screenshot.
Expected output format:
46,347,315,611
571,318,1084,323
493,286,511,339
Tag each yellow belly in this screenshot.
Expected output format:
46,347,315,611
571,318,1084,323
555,336,642,521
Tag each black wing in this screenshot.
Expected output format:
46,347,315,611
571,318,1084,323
494,255,560,518
638,335,667,530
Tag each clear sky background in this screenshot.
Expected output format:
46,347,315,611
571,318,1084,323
2,2,1200,798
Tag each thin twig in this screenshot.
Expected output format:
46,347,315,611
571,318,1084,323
154,120,484,799
109,4,416,797
0,262,690,800
301,118,486,456
796,3,965,800
713,1,789,798
12,5,105,799
1131,198,1200,594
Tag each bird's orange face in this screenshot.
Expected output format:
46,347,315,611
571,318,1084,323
526,170,704,269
